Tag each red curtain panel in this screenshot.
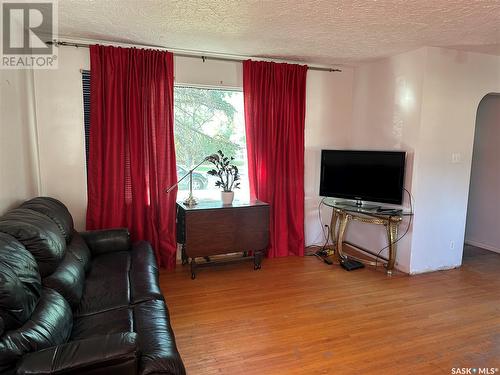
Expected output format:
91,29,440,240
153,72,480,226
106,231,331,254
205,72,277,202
243,60,307,257
86,45,178,269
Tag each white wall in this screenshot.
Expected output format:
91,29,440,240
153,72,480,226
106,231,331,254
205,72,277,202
348,48,426,273
0,69,40,213
350,47,500,274
465,94,500,253
304,69,354,246
33,47,90,230
174,56,243,89
409,48,500,273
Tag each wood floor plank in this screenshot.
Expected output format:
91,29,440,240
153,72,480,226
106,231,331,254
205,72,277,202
160,246,500,374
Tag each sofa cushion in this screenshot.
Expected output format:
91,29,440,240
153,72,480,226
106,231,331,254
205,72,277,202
0,288,72,373
74,300,184,375
43,251,85,309
20,197,74,243
134,300,185,375
81,228,131,256
71,307,133,340
75,243,163,317
0,233,41,332
0,209,65,277
130,241,163,304
76,251,131,316
17,333,138,375
68,231,91,273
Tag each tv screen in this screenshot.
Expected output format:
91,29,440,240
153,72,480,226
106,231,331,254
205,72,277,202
320,150,406,205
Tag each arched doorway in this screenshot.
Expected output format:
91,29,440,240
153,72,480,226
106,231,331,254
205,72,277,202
464,93,500,259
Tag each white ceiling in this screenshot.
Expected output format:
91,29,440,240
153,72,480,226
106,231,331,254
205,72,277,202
58,0,500,66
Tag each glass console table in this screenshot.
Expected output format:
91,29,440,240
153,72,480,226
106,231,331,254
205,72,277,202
323,199,403,275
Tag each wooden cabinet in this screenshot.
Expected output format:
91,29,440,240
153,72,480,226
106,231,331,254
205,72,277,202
176,200,269,278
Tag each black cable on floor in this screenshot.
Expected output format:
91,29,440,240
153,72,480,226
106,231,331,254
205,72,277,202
374,188,414,270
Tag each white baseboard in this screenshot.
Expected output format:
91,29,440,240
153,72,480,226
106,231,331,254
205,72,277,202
465,240,500,254
409,264,461,275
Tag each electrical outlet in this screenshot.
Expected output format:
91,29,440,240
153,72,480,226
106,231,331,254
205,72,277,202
449,241,455,250
451,153,462,163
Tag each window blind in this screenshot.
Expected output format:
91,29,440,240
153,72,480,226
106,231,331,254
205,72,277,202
82,70,90,167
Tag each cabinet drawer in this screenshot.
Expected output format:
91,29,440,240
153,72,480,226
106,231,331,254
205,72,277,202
185,206,269,257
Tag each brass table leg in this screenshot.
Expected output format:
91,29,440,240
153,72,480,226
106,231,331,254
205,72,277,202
329,210,338,253
325,204,402,275
385,219,399,275
335,212,349,263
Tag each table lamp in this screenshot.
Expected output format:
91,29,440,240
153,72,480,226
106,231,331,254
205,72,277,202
165,154,218,207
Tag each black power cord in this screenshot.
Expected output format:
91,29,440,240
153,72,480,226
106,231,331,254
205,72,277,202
318,224,330,254
374,187,414,270
306,198,333,265
313,224,335,265
318,197,328,243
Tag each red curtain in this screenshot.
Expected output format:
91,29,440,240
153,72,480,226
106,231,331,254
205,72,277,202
243,60,307,258
86,45,178,269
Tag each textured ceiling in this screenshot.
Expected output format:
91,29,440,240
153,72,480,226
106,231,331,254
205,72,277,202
57,0,500,66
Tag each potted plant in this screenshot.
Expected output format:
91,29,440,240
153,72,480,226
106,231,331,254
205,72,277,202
207,150,240,204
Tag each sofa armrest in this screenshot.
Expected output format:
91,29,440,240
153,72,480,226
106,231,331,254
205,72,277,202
80,228,131,256
17,332,138,375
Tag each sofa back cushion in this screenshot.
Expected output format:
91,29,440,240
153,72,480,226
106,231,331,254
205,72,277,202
0,233,41,332
20,197,74,243
0,209,66,277
43,251,85,309
0,288,72,373
68,231,92,273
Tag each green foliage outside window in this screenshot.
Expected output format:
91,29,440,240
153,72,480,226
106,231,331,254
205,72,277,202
174,87,242,170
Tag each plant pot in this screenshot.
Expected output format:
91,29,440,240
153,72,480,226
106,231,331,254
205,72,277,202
221,191,234,205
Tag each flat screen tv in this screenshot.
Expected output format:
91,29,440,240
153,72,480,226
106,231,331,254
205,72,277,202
320,150,406,205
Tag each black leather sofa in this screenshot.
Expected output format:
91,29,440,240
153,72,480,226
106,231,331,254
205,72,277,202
0,197,185,374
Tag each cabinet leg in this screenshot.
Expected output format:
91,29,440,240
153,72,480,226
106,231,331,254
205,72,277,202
190,258,197,279
181,244,188,265
254,251,263,270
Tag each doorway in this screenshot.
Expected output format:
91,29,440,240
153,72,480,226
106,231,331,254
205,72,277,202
464,93,500,260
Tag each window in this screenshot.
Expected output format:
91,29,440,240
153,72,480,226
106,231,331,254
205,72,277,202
82,80,249,201
173,86,249,201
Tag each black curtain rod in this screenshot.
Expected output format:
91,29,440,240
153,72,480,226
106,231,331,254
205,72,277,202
47,40,342,72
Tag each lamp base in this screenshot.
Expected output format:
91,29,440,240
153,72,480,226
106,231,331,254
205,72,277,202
184,195,198,207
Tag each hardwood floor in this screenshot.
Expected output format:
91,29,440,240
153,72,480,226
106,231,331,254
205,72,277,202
160,246,500,375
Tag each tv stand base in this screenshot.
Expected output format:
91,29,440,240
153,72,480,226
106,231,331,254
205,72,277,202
326,203,402,275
